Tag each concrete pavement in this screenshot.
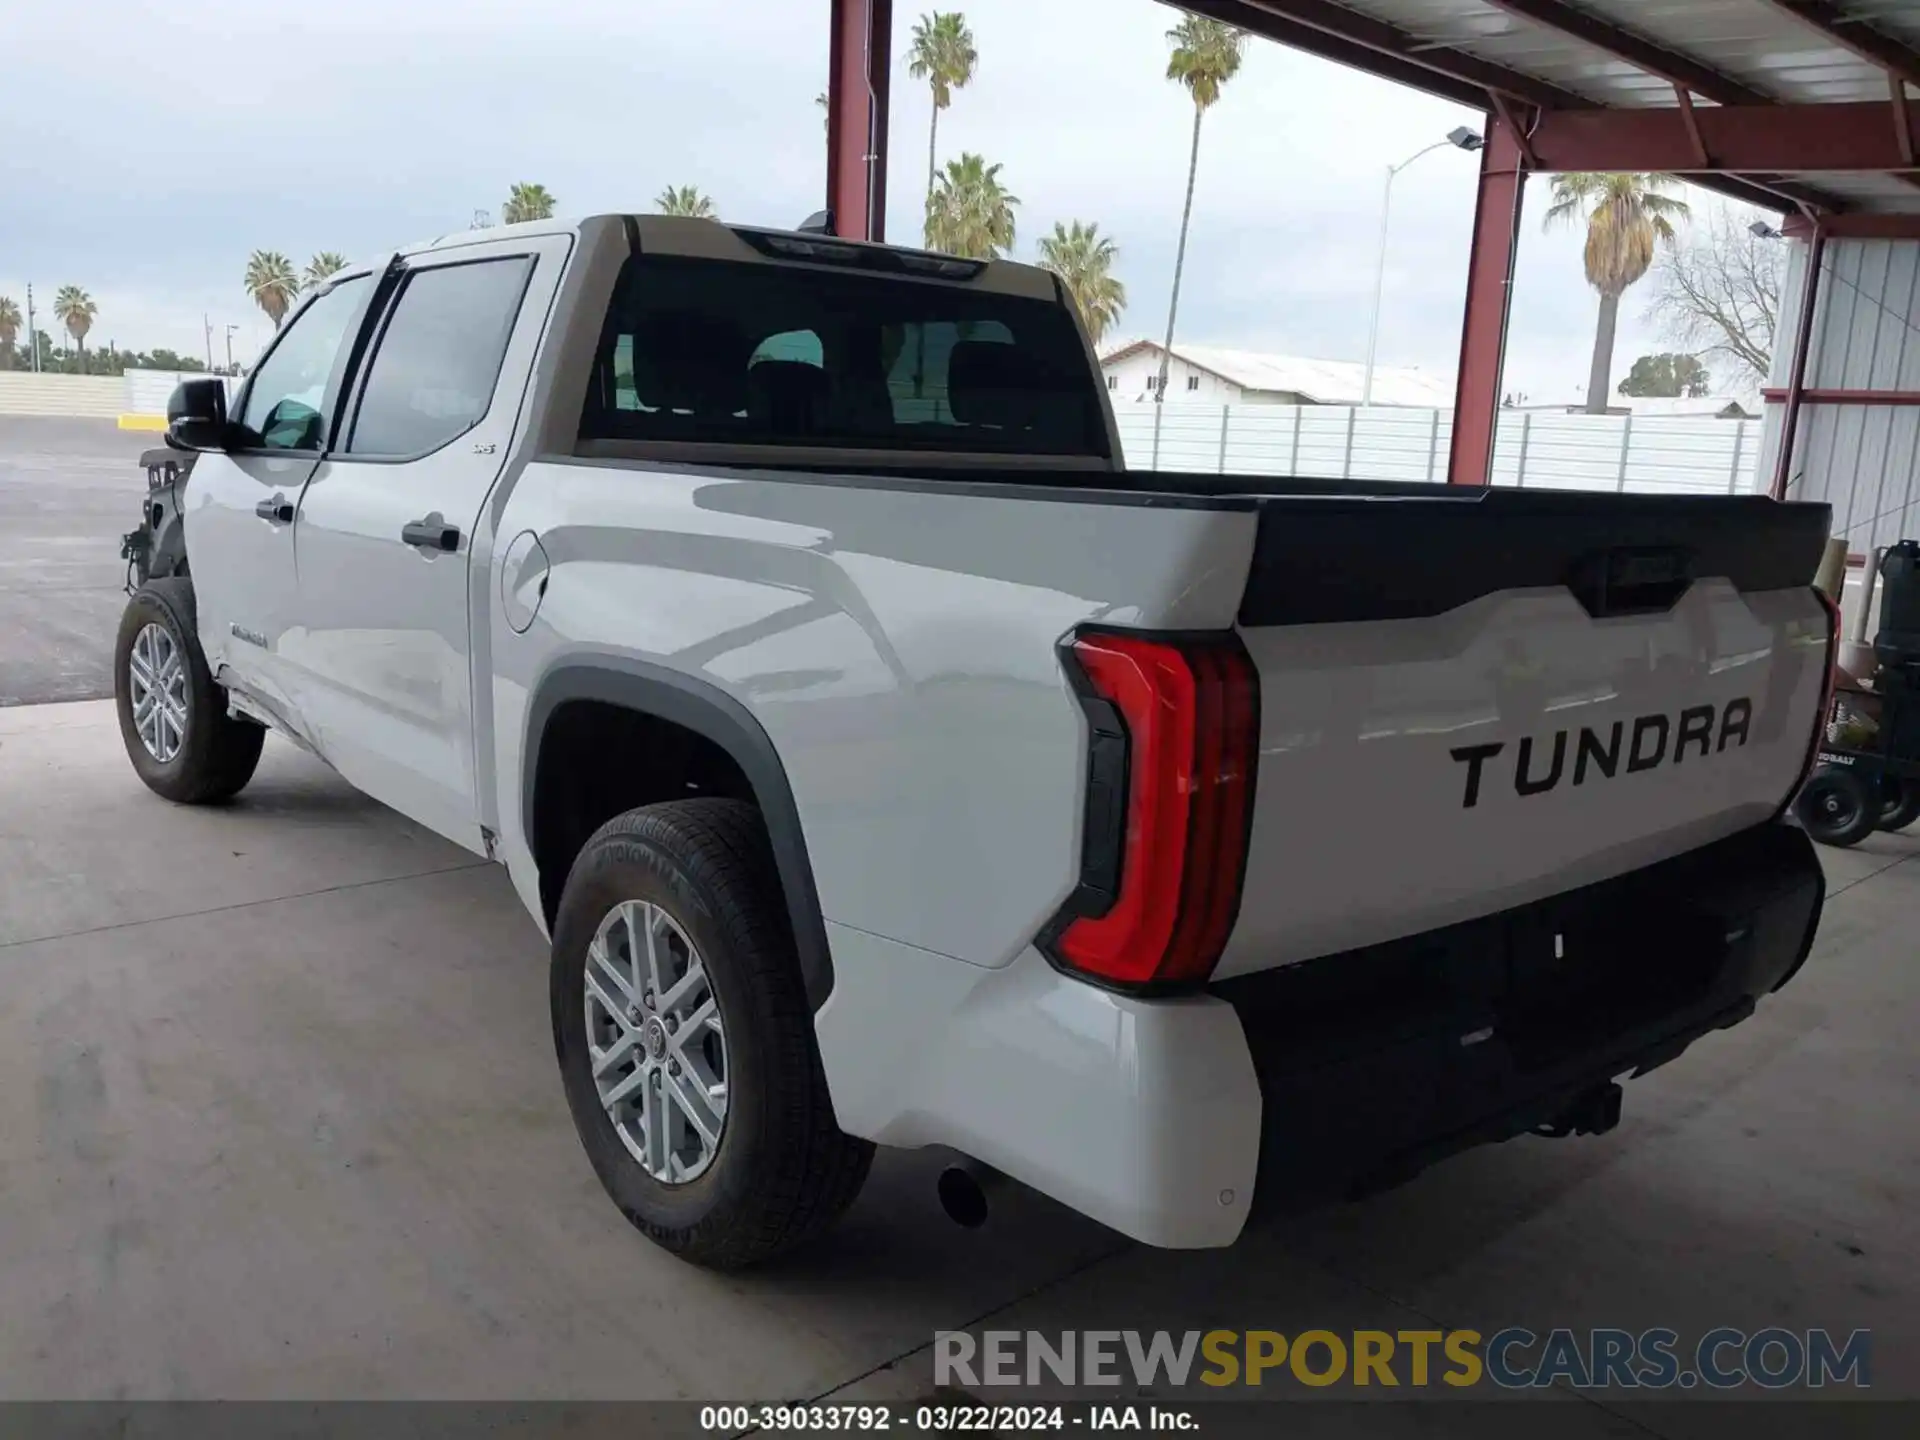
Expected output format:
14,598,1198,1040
1,701,1915,1420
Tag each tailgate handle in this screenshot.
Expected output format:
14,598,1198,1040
1567,546,1694,618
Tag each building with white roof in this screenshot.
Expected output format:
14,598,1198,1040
1099,339,1456,409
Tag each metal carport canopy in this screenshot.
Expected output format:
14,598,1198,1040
823,0,1920,487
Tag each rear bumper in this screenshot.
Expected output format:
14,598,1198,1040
1212,821,1825,1215
815,822,1822,1249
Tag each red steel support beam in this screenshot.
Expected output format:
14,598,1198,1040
1673,85,1711,167
1784,211,1920,239
1762,387,1920,406
1772,223,1828,501
826,0,892,243
1528,98,1920,173
1447,119,1527,488
1893,74,1916,167
1481,0,1771,105
1527,99,1920,173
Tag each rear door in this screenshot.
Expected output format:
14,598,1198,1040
183,272,378,721
284,236,567,850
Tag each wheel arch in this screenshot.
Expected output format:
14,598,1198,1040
523,657,834,1011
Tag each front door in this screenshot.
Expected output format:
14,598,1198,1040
183,272,379,726
286,238,566,850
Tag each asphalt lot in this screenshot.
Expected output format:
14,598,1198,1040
0,417,149,708
0,700,1915,1419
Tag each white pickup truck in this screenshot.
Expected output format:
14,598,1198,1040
117,213,1838,1269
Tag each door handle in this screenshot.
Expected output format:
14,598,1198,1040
255,495,294,524
402,516,461,552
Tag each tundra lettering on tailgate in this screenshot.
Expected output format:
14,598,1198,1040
1450,699,1753,810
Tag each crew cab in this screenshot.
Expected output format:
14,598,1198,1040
115,213,1837,1268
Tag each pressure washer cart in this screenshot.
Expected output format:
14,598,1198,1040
1796,539,1920,847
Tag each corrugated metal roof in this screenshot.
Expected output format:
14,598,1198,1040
1321,0,1911,108
1798,172,1920,214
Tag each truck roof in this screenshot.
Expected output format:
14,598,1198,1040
400,214,1061,302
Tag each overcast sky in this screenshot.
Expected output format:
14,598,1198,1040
1,0,1772,400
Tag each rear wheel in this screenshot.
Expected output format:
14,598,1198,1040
113,579,264,804
550,798,871,1269
1795,766,1877,848
1877,776,1920,833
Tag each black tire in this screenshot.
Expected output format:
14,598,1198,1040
113,578,265,805
1794,766,1877,848
1877,776,1920,833
550,798,872,1269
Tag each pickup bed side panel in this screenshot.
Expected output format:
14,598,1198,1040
487,461,1259,973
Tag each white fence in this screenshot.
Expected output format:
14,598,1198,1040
1112,401,1766,496
125,368,241,414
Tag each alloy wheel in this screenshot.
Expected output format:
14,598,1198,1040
584,899,729,1184
128,621,189,763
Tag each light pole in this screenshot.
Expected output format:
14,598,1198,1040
1360,125,1484,407
225,325,239,374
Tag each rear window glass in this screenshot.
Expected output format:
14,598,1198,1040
580,253,1108,458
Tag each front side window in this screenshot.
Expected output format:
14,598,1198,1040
582,253,1107,457
238,276,371,450
346,257,532,457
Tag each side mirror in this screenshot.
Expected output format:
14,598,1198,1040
166,378,230,452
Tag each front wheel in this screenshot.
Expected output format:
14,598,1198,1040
1794,766,1877,848
550,798,872,1269
113,579,264,804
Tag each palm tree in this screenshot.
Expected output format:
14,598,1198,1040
1545,173,1690,414
906,12,979,203
0,296,20,369
501,183,557,224
923,153,1017,259
53,287,98,373
305,252,349,287
1038,221,1127,346
656,185,717,218
1154,15,1246,432
244,251,302,328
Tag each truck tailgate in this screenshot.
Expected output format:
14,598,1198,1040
1213,491,1832,980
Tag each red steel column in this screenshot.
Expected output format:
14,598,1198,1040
826,0,893,242
1771,221,1827,500
1446,118,1528,486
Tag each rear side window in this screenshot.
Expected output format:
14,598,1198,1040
346,257,532,457
580,253,1107,457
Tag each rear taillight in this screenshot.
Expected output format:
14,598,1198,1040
1784,586,1843,813
1041,631,1260,991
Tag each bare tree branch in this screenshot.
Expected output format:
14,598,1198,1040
1646,203,1782,387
